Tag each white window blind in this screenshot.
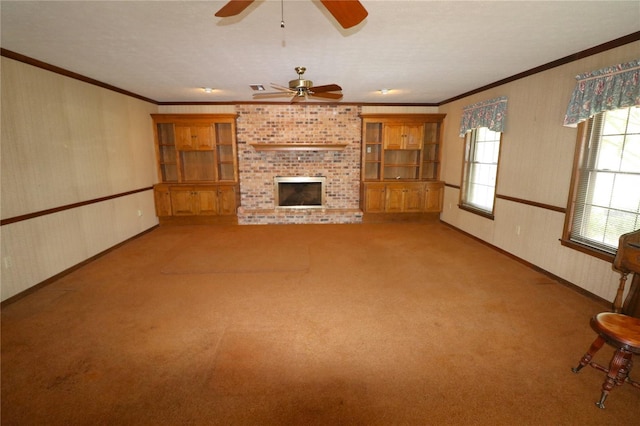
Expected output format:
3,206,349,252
461,127,501,214
570,107,640,253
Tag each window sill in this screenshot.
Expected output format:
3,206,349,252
559,238,614,263
458,204,494,220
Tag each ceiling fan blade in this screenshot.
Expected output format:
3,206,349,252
309,92,343,100
309,84,342,93
320,0,368,29
270,83,295,92
253,92,294,98
214,0,254,17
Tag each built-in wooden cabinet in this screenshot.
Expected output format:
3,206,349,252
152,114,239,223
154,184,238,218
360,114,445,215
361,181,444,214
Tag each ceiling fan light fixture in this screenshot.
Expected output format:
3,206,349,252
250,84,266,91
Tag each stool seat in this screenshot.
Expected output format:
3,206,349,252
573,313,640,408
591,312,640,352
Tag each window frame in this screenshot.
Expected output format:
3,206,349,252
561,107,640,262
458,127,503,219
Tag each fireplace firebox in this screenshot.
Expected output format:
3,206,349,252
274,176,326,208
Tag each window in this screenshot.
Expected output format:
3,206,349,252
564,106,640,256
459,127,502,217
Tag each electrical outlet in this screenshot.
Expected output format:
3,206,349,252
3,256,12,269
516,225,521,236
137,209,143,217
366,146,372,153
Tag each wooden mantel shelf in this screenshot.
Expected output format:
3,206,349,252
250,143,348,152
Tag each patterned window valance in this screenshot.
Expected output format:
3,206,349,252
459,96,508,137
563,59,640,127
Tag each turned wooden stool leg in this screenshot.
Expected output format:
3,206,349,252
595,349,633,409
572,336,605,373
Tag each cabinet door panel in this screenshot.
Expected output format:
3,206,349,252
175,126,194,150
424,183,444,212
404,185,424,212
154,187,172,217
385,185,406,212
218,187,237,215
170,189,197,215
382,124,404,149
404,124,424,150
364,185,386,212
193,125,214,149
196,190,218,215
175,125,213,150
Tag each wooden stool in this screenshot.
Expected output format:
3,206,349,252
572,312,640,408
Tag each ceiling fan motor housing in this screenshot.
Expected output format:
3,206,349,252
289,78,313,90
289,78,313,97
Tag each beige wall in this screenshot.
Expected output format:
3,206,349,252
439,41,640,302
1,58,159,301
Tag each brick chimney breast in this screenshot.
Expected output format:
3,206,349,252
236,104,362,224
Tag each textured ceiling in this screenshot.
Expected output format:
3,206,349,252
2,1,639,104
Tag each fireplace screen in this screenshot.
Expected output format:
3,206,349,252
275,176,326,208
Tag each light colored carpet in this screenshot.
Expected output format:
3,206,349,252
2,222,639,425
161,242,310,274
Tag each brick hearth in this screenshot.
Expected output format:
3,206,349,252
236,105,363,224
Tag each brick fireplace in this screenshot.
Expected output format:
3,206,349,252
236,104,363,224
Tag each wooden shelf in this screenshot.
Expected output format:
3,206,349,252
250,143,348,152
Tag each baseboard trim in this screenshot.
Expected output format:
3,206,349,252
1,225,159,307
440,219,611,310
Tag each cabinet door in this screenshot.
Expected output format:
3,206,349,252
217,186,237,215
195,189,218,215
193,125,214,149
363,184,386,212
175,125,213,150
404,184,424,212
170,188,197,215
385,184,406,212
154,186,172,217
404,124,424,150
175,126,194,150
382,124,404,149
383,123,424,150
424,182,444,212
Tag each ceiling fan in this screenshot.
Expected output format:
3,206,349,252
215,0,368,29
253,67,343,102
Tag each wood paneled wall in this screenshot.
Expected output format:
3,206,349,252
1,58,159,301
3,40,637,304
439,41,640,302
